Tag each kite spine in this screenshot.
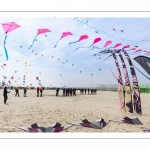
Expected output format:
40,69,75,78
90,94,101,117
111,51,125,111
118,51,133,113
123,51,142,115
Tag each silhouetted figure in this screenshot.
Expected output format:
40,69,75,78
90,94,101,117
85,89,86,94
40,87,43,97
70,88,72,96
67,88,69,96
56,88,59,96
88,88,90,94
63,88,65,96
37,87,40,97
82,88,83,94
23,87,27,97
3,87,11,104
66,88,68,96
15,87,20,97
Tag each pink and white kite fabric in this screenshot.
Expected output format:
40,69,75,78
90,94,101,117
68,34,89,45
19,122,72,133
75,37,101,51
29,28,51,49
54,32,73,48
1,22,20,60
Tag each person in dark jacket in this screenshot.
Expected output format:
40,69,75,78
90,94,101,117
66,88,68,97
56,88,59,96
23,87,27,97
3,87,11,104
85,89,87,94
63,88,65,96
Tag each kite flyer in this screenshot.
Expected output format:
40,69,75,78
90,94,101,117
3,87,11,104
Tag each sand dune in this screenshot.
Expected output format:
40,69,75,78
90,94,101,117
0,89,149,132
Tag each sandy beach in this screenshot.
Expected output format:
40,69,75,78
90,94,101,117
0,89,150,133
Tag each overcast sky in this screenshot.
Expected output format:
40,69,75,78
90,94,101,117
0,17,150,87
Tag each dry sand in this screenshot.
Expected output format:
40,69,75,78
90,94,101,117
0,89,150,133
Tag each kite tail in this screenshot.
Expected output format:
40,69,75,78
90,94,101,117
134,65,150,80
68,40,78,45
4,34,8,60
91,46,103,51
54,38,61,48
28,34,38,49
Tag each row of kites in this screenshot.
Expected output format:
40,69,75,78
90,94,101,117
1,22,150,61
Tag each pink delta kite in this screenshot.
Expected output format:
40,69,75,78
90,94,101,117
114,43,122,48
54,32,73,48
122,45,130,50
91,40,112,51
1,22,20,60
75,37,101,51
68,34,89,45
29,28,51,49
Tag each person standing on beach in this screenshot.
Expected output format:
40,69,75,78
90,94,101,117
63,88,65,96
40,87,43,97
75,88,76,96
85,89,86,94
56,88,59,96
91,89,93,94
23,87,27,97
3,87,11,104
66,88,68,97
37,87,40,97
88,88,90,95
15,87,20,97
70,88,73,96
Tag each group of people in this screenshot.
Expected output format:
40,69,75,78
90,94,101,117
2,86,98,104
15,87,28,97
2,86,44,104
63,88,76,96
80,88,97,95
15,87,44,97
55,88,77,97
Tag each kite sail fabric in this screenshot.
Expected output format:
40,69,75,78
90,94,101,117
114,43,122,48
19,122,72,133
112,116,143,125
68,34,89,45
75,37,101,51
123,51,142,115
134,65,150,80
134,56,150,76
68,118,109,129
111,51,125,111
54,32,73,48
1,22,20,60
118,50,133,113
29,28,51,49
